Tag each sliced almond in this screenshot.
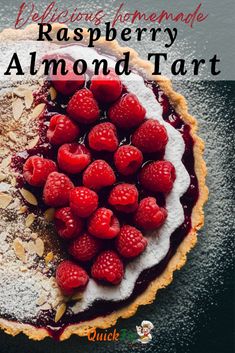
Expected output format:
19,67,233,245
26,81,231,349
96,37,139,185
40,303,52,311
35,238,44,257
18,205,28,214
25,213,35,228
13,238,26,262
44,208,55,222
0,173,6,182
54,303,67,323
36,295,47,306
8,131,17,142
0,192,12,209
19,188,38,206
0,156,11,170
24,90,34,109
27,240,36,254
12,98,24,120
27,135,39,149
31,103,45,119
13,88,26,98
48,87,57,100
45,251,54,265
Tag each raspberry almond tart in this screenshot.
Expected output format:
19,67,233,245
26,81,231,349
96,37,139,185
0,24,208,340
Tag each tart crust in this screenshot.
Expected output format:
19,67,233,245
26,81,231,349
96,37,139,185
0,24,208,340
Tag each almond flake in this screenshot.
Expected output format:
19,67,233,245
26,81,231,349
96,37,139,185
27,135,39,149
0,192,12,209
13,238,26,262
31,103,45,119
24,90,34,109
35,238,44,257
12,98,24,120
18,205,28,214
36,295,47,306
49,87,57,100
0,156,11,169
25,213,35,227
55,303,67,323
11,177,16,187
13,86,28,97
44,208,55,222
41,303,52,311
45,251,54,265
0,173,6,182
20,188,38,206
27,240,36,254
8,131,17,142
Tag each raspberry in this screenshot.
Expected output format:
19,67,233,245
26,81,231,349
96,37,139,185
114,145,143,176
108,93,146,129
67,88,100,124
139,161,176,193
88,208,120,239
91,250,124,285
43,172,74,207
68,232,101,262
57,143,91,174
132,119,168,153
23,156,57,187
108,183,138,213
70,186,98,218
88,122,118,152
50,58,85,96
134,197,167,230
54,207,83,240
90,69,122,103
47,114,80,145
83,160,116,191
56,260,89,296
116,225,147,258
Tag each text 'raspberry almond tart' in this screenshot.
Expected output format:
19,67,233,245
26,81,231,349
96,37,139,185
0,24,208,340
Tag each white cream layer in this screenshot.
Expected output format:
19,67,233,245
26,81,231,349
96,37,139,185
48,45,190,313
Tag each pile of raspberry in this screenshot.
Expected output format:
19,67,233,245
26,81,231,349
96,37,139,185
22,61,176,296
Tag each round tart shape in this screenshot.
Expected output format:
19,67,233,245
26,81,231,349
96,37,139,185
0,24,208,340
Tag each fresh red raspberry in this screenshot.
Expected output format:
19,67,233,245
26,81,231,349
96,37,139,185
116,225,147,258
56,260,89,296
47,114,80,145
108,93,146,129
83,160,116,191
67,88,100,124
57,143,91,174
70,186,98,218
114,145,143,176
139,161,176,193
23,156,57,187
108,183,138,213
43,172,74,207
91,250,124,285
90,69,122,103
88,122,118,152
134,197,167,230
132,119,168,153
88,207,120,239
50,58,85,96
68,232,101,262
54,207,83,240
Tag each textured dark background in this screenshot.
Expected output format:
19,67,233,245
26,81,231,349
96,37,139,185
0,0,234,352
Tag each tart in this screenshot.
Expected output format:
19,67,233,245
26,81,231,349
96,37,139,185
0,24,208,340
